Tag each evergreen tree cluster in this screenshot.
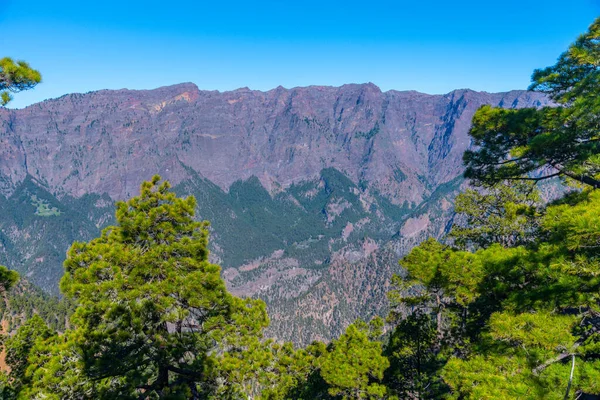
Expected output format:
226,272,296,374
0,177,392,400
1,15,600,400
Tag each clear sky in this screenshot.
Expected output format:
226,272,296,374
2,0,599,108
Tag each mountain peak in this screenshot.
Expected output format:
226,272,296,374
0,84,551,343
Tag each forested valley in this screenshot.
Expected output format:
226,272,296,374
1,14,600,400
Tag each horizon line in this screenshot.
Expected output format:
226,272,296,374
7,81,537,111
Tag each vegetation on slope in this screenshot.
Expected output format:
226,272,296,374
383,17,600,399
1,15,600,400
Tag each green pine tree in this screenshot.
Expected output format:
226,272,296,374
320,318,390,400
0,266,18,293
0,57,41,106
2,314,55,398
24,176,269,399
449,181,542,249
463,17,600,189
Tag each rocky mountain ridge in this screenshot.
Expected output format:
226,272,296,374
0,83,550,343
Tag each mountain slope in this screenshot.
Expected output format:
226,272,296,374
0,83,550,343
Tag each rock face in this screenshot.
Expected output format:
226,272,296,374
0,83,550,343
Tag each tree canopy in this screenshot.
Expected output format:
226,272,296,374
0,57,41,106
464,17,600,189
1,176,394,400
2,14,600,400
20,176,270,399
449,181,542,249
0,266,18,292
384,17,600,399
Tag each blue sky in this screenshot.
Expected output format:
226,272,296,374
2,0,599,108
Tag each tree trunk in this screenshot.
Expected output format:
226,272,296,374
157,365,169,393
435,293,443,340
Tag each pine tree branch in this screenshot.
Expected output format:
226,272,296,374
564,354,575,400
549,162,600,188
532,344,579,376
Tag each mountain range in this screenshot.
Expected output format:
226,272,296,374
0,83,550,343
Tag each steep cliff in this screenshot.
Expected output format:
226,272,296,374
0,83,550,343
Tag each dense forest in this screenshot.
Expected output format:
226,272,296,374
1,15,600,400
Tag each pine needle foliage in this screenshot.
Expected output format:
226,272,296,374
0,57,41,106
464,17,600,189
25,176,269,399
